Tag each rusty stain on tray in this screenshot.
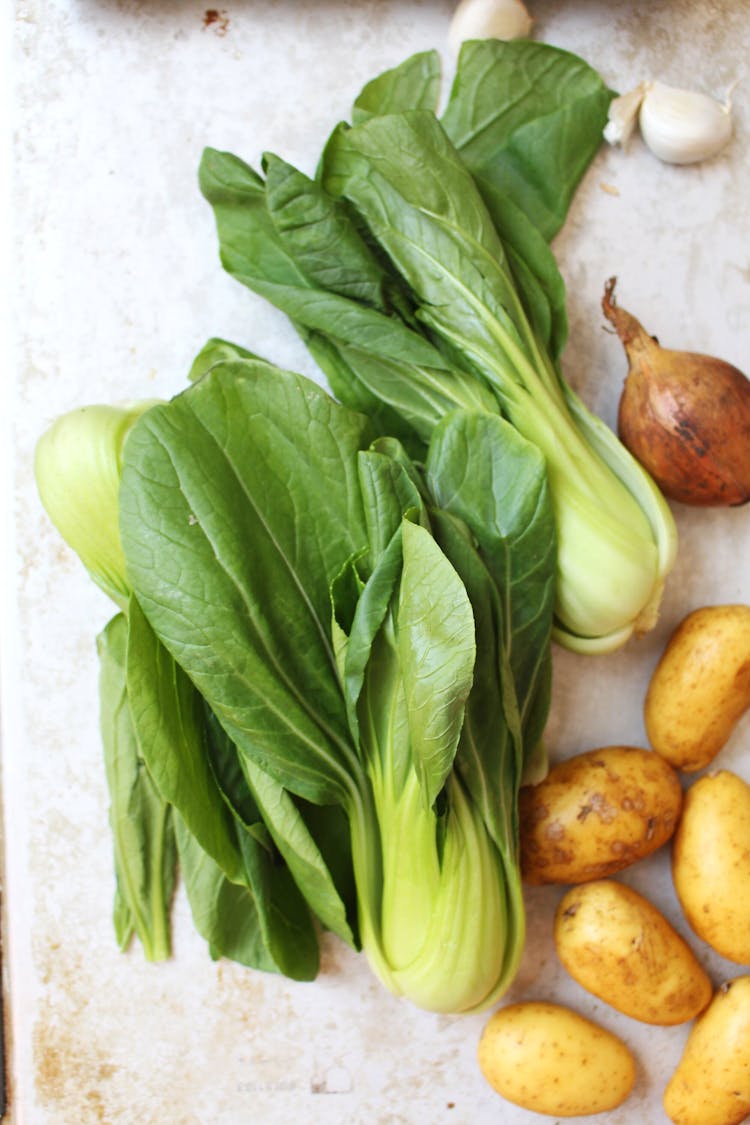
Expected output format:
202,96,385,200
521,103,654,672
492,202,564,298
202,9,229,36
34,1019,117,1123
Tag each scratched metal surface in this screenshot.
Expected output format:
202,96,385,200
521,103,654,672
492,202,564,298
4,1,750,1122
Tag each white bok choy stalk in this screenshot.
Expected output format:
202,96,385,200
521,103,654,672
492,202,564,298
34,400,160,608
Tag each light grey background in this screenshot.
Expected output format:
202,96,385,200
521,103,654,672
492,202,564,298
4,2,749,1121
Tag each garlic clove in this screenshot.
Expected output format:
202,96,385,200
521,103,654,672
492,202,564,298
603,82,649,147
638,80,732,165
448,0,533,55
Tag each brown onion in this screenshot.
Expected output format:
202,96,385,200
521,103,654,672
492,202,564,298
602,278,750,506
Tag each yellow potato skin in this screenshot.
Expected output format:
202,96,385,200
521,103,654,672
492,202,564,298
645,604,750,772
554,880,712,1025
663,976,750,1125
477,1001,636,1117
672,770,750,964
519,746,683,885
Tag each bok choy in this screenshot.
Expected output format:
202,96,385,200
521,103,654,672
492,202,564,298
33,40,676,1015
199,40,678,652
35,395,336,978
35,347,555,1011
115,357,555,1011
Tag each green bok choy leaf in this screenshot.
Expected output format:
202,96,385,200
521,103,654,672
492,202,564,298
98,612,176,961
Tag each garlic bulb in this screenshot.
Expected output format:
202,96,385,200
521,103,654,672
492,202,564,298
448,0,533,54
638,81,732,164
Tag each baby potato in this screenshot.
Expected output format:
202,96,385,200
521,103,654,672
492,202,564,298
663,976,750,1125
519,745,683,885
645,604,750,771
672,770,750,964
554,880,712,1025
477,1001,636,1117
